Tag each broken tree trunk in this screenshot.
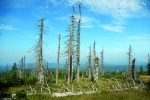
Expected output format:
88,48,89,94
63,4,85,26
94,56,99,81
56,33,61,85
100,48,104,75
131,58,136,80
88,46,92,79
128,45,132,77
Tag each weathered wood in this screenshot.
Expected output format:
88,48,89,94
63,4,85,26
76,1,81,83
131,58,136,80
56,33,61,85
88,46,92,79
100,48,104,75
128,45,132,77
94,56,99,81
38,19,45,85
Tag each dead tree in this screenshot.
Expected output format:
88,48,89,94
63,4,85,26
93,40,96,57
148,54,150,64
24,56,25,76
100,48,104,75
18,57,24,79
61,6,75,84
128,45,132,77
31,18,46,85
76,1,81,83
131,58,136,80
93,40,99,81
65,59,68,82
67,7,75,84
56,33,61,85
94,56,99,81
88,46,92,79
38,18,45,85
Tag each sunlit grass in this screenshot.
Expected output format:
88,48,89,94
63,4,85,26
27,89,150,100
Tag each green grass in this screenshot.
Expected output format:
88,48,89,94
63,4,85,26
27,89,150,100
1,75,150,100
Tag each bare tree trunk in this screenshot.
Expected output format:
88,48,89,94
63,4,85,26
19,57,24,79
131,58,136,80
76,1,81,83
23,56,25,77
56,33,61,85
93,40,98,81
94,56,99,81
67,7,75,84
38,18,45,85
93,40,96,57
88,46,92,79
67,46,71,84
128,45,132,78
100,48,104,75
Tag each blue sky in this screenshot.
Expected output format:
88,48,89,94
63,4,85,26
0,0,150,66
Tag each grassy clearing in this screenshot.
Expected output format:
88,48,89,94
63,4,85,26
27,89,150,100
1,76,150,99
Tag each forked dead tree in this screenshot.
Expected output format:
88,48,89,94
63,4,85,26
56,33,61,85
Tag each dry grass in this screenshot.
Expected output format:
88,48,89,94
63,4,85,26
140,75,150,82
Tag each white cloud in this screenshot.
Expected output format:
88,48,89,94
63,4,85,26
81,16,99,24
81,24,93,28
54,16,68,21
73,0,149,19
44,0,150,19
63,0,149,32
81,16,99,28
0,24,17,30
100,24,124,33
126,34,150,45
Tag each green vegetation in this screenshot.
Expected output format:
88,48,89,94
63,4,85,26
1,63,150,100
27,89,150,100
16,90,27,100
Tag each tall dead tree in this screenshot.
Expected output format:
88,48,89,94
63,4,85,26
148,54,150,64
19,57,24,78
65,59,68,82
76,1,81,83
23,56,25,76
31,18,46,85
56,33,61,85
100,48,104,75
88,46,92,79
94,56,99,81
93,40,99,81
128,45,132,77
93,40,96,57
38,18,45,85
131,58,136,80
